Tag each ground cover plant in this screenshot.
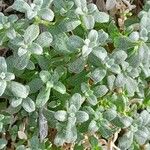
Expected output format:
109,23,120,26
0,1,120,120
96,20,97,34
0,0,150,149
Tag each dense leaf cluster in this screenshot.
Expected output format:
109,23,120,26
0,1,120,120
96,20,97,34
0,0,150,149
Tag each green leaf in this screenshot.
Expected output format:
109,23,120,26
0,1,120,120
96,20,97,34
0,80,6,96
0,139,7,149
0,57,7,73
24,24,39,43
39,8,54,21
59,19,81,32
76,111,89,123
22,97,35,113
36,32,53,47
8,81,29,98
28,42,43,55
90,68,106,84
36,86,51,108
54,110,67,122
94,85,108,97
53,81,66,94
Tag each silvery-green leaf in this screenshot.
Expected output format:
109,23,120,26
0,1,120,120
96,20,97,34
67,35,84,51
107,75,115,90
69,93,83,110
88,30,98,44
14,53,30,70
53,82,66,94
74,0,87,9
118,131,133,150
26,9,36,20
125,77,137,96
18,47,27,57
24,24,39,44
103,109,117,121
16,145,26,150
140,28,148,41
8,14,18,23
76,111,89,123
0,139,7,149
98,30,109,44
94,12,109,23
87,3,97,14
54,124,66,146
87,94,97,106
106,0,117,10
39,71,51,83
140,110,150,126
109,64,121,74
129,31,140,41
39,108,48,142
12,0,31,13
92,47,107,61
59,19,81,32
28,42,43,55
0,122,3,132
81,82,89,93
8,81,29,98
94,85,108,97
0,80,6,96
42,0,53,8
65,116,77,143
22,97,35,113
121,116,133,128
6,28,16,39
112,50,127,64
82,45,92,57
33,0,43,7
54,110,67,122
36,86,51,108
39,8,54,21
0,57,7,73
51,32,70,54
28,78,43,94
11,98,23,107
26,60,35,70
36,32,53,47
68,57,86,73
82,15,95,29
90,68,106,84
135,127,149,145
88,120,98,133
115,73,126,87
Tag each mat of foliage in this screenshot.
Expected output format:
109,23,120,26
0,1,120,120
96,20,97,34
0,0,150,149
